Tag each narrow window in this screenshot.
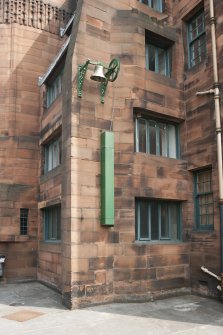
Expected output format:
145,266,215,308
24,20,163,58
135,116,179,158
20,208,29,235
188,10,206,68
146,44,170,76
44,205,61,241
44,135,62,173
46,71,63,108
136,200,181,241
194,169,214,230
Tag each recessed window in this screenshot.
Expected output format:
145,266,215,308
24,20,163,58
135,116,179,158
194,169,214,230
46,71,62,108
145,31,172,76
139,0,163,13
188,10,206,68
20,208,29,235
44,205,61,241
44,135,61,173
136,199,181,241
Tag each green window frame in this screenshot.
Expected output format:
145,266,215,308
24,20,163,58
44,135,62,173
145,43,170,76
188,10,206,68
194,169,214,230
44,205,61,241
135,116,179,158
136,199,181,241
46,71,62,108
139,0,163,13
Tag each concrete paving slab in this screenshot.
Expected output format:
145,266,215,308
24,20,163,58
0,282,222,335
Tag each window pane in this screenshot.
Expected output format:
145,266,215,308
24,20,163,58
151,202,159,240
45,206,61,241
149,121,157,154
148,45,156,72
138,119,147,153
20,208,29,235
158,47,166,75
152,0,162,12
170,204,178,240
168,125,177,158
139,202,149,239
159,123,168,157
161,203,169,238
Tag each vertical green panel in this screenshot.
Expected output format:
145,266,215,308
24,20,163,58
101,131,114,226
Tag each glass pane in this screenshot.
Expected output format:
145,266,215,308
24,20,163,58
161,203,169,238
139,202,149,239
197,170,211,193
168,125,177,158
170,204,178,240
151,202,159,240
48,144,53,171
138,119,147,152
148,45,156,72
149,121,157,154
197,13,205,34
151,0,162,12
200,215,207,225
57,207,61,240
190,19,198,40
157,47,166,75
158,123,168,157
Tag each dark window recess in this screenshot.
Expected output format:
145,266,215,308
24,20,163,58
20,208,29,235
145,31,173,77
139,0,163,13
44,205,61,241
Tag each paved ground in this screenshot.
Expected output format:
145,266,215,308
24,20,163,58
0,282,222,335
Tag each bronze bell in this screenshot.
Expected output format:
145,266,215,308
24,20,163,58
90,65,106,82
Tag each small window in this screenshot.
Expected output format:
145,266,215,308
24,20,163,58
194,169,214,230
44,135,62,173
139,0,163,13
145,31,172,76
188,10,206,68
44,205,61,241
20,208,29,235
135,116,179,158
136,200,181,241
46,72,62,108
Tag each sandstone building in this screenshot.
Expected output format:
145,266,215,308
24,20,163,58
0,0,223,308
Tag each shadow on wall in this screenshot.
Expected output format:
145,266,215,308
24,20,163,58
0,0,76,282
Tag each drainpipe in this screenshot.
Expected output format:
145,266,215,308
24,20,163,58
209,0,223,298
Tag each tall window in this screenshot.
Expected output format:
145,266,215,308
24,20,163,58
188,10,206,68
135,116,179,158
194,169,214,230
44,205,61,241
44,136,61,173
46,72,62,108
136,200,181,241
139,0,162,13
20,208,29,235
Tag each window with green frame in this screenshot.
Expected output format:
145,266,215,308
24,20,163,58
136,199,181,241
187,10,206,68
146,43,170,76
44,135,62,173
44,205,61,241
194,169,214,230
139,0,163,13
135,115,179,158
46,71,63,108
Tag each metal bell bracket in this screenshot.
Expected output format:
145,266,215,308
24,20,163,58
77,58,120,103
77,59,103,98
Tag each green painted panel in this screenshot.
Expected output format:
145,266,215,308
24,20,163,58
101,131,114,226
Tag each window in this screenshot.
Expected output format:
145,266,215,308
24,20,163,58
194,169,214,230
20,208,28,235
46,72,62,108
44,136,61,173
44,205,61,241
136,199,181,241
139,0,162,13
135,116,179,158
146,43,170,76
188,10,206,68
